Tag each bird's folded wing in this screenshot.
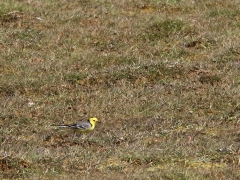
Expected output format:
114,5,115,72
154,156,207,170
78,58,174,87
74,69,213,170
68,122,92,130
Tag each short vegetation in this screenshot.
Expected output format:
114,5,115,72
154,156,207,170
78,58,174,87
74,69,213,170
0,0,240,179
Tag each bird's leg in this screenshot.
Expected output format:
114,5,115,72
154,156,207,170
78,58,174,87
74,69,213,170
72,131,77,140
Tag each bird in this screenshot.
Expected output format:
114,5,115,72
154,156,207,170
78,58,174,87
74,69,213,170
51,117,99,133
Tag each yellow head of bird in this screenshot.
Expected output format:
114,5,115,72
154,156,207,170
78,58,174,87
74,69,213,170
89,117,99,125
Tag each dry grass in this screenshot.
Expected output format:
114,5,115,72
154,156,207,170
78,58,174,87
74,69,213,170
0,0,240,179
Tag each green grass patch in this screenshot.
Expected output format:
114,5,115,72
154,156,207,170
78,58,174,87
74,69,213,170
0,1,27,15
144,19,188,42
